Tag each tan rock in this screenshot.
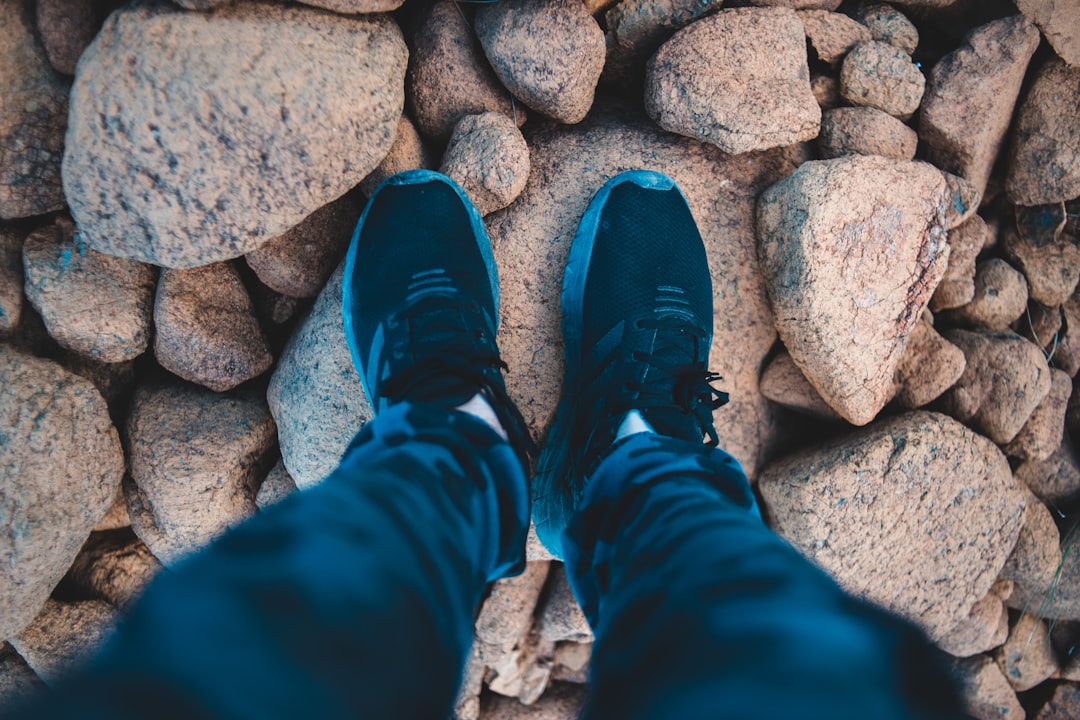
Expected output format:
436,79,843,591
477,561,551,652
952,655,1025,720
938,591,1009,658
1015,439,1080,506
839,40,924,117
0,0,69,218
481,680,587,719
1000,486,1062,597
1002,57,1080,207
1006,526,1080,621
645,7,820,154
760,350,846,421
0,226,23,337
64,1,407,267
0,347,123,642
407,2,524,142
1018,301,1064,353
920,15,1041,197
853,3,918,54
811,73,841,109
1035,682,1080,720
995,613,1059,691
942,171,981,231
154,262,273,392
245,193,361,299
35,0,101,75
476,0,605,125
359,115,433,197
125,382,276,564
1012,0,1080,67
818,106,917,160
941,329,1052,444
930,214,988,312
1005,203,1080,308
551,642,590,684
59,529,161,610
60,352,136,413
268,262,372,489
256,460,297,510
22,217,156,363
946,259,1029,331
441,113,530,216
799,10,871,65
296,0,403,13
604,0,723,82
537,565,592,643
757,155,948,425
759,411,1025,642
11,599,117,685
485,626,554,704
1057,291,1080,377
741,0,843,7
1005,369,1071,461
892,317,966,409
93,491,131,532
0,643,43,710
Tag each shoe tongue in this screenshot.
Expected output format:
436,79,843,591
636,319,707,443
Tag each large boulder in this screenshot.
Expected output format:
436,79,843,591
0,0,70,219
919,16,1041,197
759,411,1025,643
486,106,804,474
62,1,407,268
644,7,820,155
0,347,123,641
1012,0,1080,66
756,155,948,425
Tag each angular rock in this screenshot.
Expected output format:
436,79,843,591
256,460,297,510
154,262,273,392
11,599,117,685
817,106,917,160
603,0,723,81
938,591,1009,658
0,0,70,218
952,655,1024,720
942,172,981,231
1015,439,1080,506
1035,683,1080,720
645,8,820,155
1057,291,1080,377
487,106,804,474
995,613,1059,691
1006,521,1080,621
0,643,43,710
22,217,156,363
1005,203,1080,308
64,1,407,268
0,347,123,642
853,3,919,54
759,411,1025,642
930,214,988,312
245,193,361,299
35,0,102,75
1005,369,1071,461
481,682,587,719
125,382,276,564
406,2,524,142
799,10,872,65
941,329,1052,444
358,115,432,197
1018,301,1063,353
839,40,924,117
537,565,592,643
484,625,554,704
477,561,551,651
1013,0,1080,66
1000,486,1062,596
441,112,530,216
760,350,846,421
476,0,605,125
551,642,590,684
756,155,948,425
892,317,966,409
919,16,1040,197
946,259,1029,331
58,529,161,610
0,226,23,337
268,262,372,489
93,491,131,532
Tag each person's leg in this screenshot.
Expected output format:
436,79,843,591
533,170,964,720
14,171,533,719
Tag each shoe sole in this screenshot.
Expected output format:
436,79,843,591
342,169,500,406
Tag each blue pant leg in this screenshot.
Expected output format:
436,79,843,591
563,433,964,720
15,403,528,720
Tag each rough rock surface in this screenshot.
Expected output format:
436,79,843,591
946,259,1029,331
256,460,297,510
759,411,1025,642
1013,0,1080,66
811,73,840,109
941,172,980,231
1035,683,1080,720
1004,204,1080,308
603,0,723,81
125,382,275,564
154,262,273,392
919,16,1040,197
477,562,551,651
931,214,987,312
268,262,372,489
481,682,587,719
799,10,871,65
406,2,524,142
22,217,156,363
358,115,432,196
59,530,162,610
1015,440,1080,506
1007,58,1080,207
892,317,966,409
1007,528,1080,621
0,643,43,710
63,1,407,268
245,193,361,298
11,599,117,685
487,107,804,474
839,40,924,117
760,350,845,421
0,0,70,218
853,3,919,54
953,655,1024,720
995,613,1059,691
441,113,530,216
1000,486,1062,598
645,7,820,155
938,591,1008,658
1004,369,1071,461
476,0,605,125
0,227,23,337
940,329,1052,444
817,106,917,160
0,347,123,642
756,155,948,425
35,0,101,75
297,0,404,13
537,566,592,643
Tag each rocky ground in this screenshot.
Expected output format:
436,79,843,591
2,0,1080,716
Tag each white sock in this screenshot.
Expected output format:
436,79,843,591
455,393,508,440
616,409,655,440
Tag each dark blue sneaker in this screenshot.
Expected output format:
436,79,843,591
533,170,728,558
342,169,535,466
